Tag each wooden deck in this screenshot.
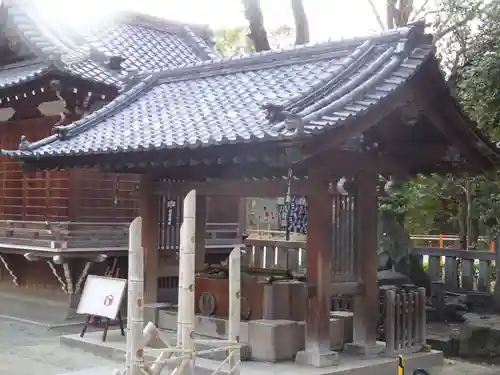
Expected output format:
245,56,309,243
0,220,240,254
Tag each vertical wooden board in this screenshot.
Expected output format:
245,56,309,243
461,258,475,292
428,256,442,282
444,257,458,291
478,260,491,292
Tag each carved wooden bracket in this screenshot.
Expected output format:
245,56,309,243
75,261,92,295
62,263,74,295
0,255,19,286
47,260,68,294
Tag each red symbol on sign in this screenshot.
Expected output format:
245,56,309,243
103,295,114,306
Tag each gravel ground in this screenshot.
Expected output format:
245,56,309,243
0,320,121,375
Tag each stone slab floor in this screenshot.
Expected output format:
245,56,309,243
0,319,121,375
0,317,499,375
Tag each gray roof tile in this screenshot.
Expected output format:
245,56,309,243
9,25,434,158
0,60,50,90
2,0,218,90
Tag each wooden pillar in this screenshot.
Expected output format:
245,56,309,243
237,198,247,238
295,167,338,367
195,195,207,270
139,175,159,319
348,171,383,355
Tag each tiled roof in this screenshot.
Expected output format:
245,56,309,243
1,0,218,90
7,24,435,158
0,60,51,90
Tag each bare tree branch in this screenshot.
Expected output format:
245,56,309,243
291,0,310,45
241,0,271,52
367,0,386,30
433,10,482,43
410,0,430,21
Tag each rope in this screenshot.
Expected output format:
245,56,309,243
285,167,293,241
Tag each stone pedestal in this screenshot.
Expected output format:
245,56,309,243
248,320,298,362
297,318,345,351
295,349,339,367
330,311,353,343
345,341,385,357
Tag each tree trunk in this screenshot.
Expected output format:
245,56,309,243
241,0,271,52
291,0,309,45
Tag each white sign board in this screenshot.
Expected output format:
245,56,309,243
248,198,279,227
77,275,127,319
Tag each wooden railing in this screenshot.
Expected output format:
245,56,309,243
413,247,497,293
243,238,306,273
0,220,129,251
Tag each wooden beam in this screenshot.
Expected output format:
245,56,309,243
154,179,312,197
195,195,207,270
152,178,395,198
303,166,334,357
140,175,159,310
310,149,409,178
350,170,381,353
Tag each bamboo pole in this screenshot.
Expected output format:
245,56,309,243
126,217,144,375
229,246,242,375
179,190,196,375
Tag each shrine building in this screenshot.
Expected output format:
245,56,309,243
4,20,500,367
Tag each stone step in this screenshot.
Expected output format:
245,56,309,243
194,340,251,361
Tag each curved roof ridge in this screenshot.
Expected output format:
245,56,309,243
279,40,377,113
132,23,423,82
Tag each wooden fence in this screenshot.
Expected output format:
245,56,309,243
382,285,427,355
412,247,498,293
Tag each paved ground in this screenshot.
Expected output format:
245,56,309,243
0,317,498,375
0,320,122,375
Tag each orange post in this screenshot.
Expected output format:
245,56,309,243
439,233,444,266
490,240,495,253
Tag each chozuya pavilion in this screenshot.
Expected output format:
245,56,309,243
4,21,500,374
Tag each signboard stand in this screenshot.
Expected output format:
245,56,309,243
80,310,125,342
76,275,127,342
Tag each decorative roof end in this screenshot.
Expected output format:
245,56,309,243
18,135,31,151
108,55,124,71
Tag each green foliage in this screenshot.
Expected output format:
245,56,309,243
215,27,254,56
215,24,295,56
382,1,500,239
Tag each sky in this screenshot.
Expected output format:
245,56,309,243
45,0,382,42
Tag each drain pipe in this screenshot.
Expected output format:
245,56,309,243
126,217,144,375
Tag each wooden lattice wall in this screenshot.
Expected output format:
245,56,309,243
0,116,71,220
0,116,141,222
